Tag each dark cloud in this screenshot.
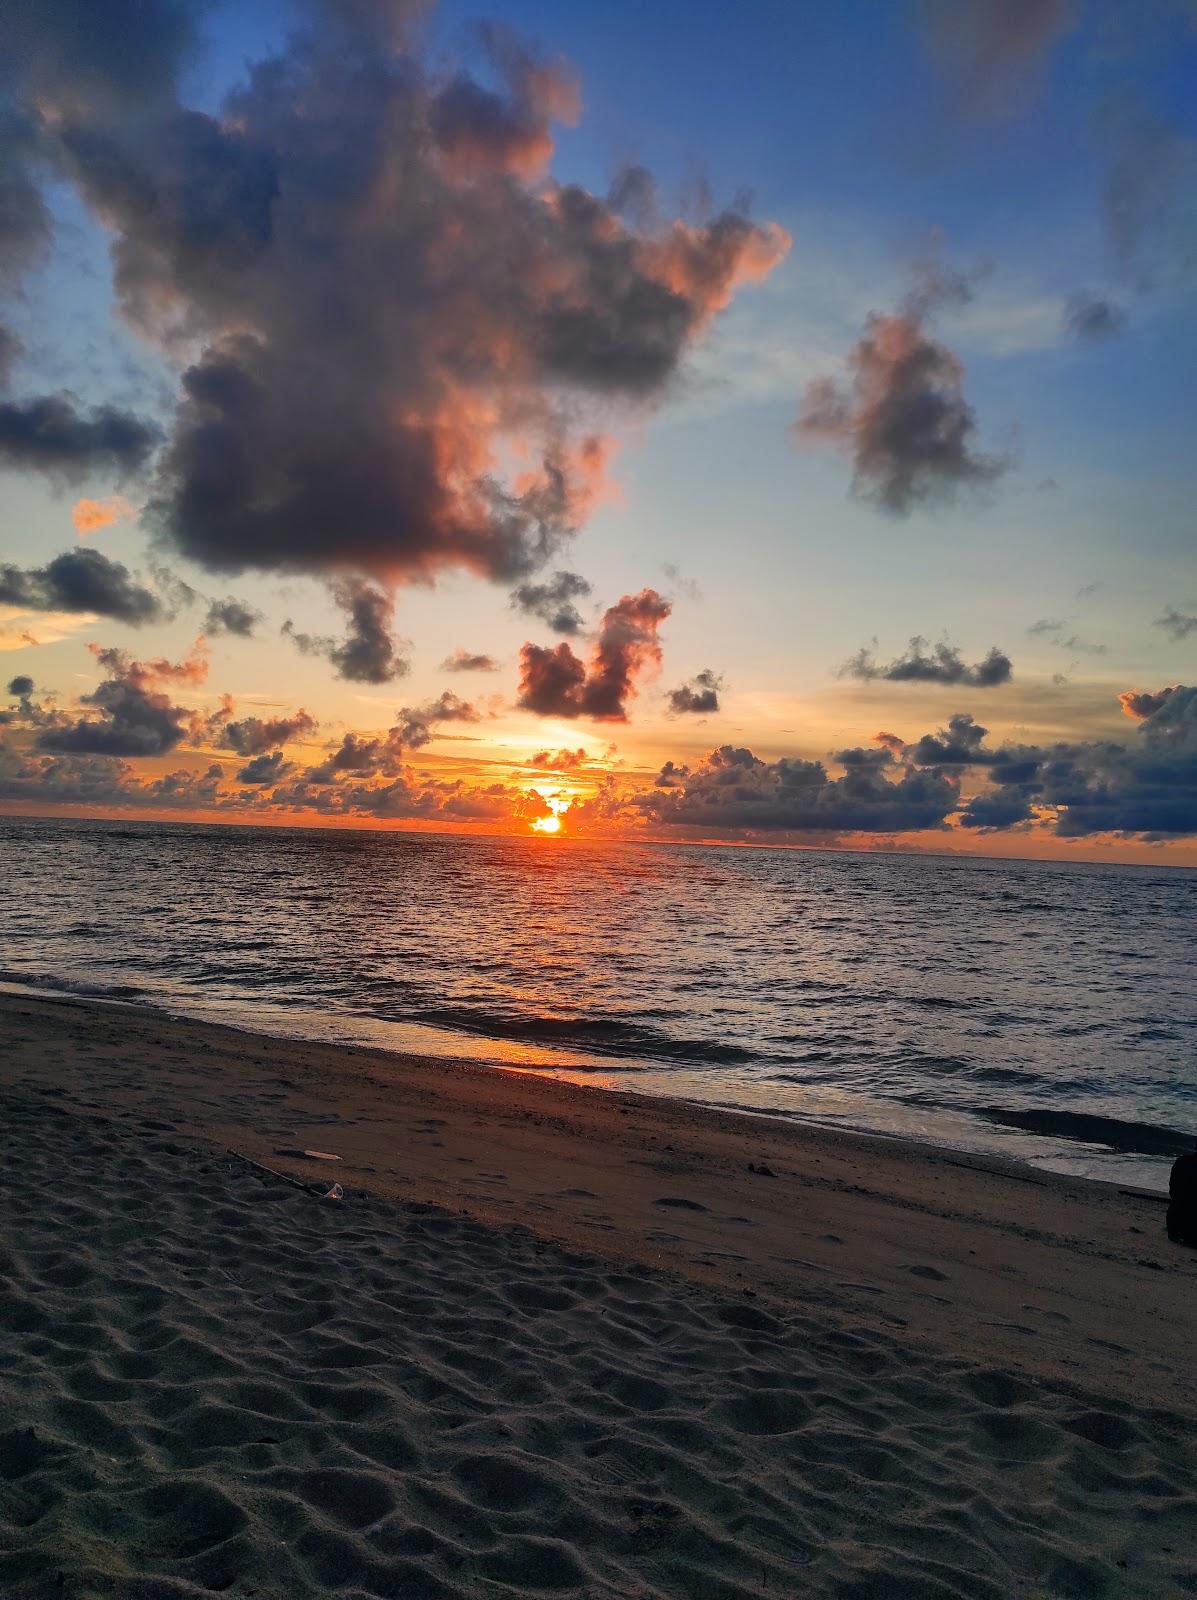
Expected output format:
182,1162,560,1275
954,686,1197,837
9,3,783,591
0,118,51,287
0,672,61,729
1119,685,1178,722
441,648,499,673
510,570,593,635
642,742,959,835
666,668,722,715
306,730,403,785
0,547,165,624
519,589,670,721
204,596,262,637
1156,606,1197,642
905,712,993,768
220,709,317,758
36,642,205,757
4,0,199,111
1063,292,1128,342
283,580,408,684
920,0,1077,115
0,393,160,484
306,692,481,783
842,637,1012,687
796,305,1005,515
236,749,293,786
391,691,482,750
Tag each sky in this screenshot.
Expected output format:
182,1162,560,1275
1,0,1195,862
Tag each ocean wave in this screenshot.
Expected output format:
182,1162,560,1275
411,1005,758,1065
976,1106,1194,1158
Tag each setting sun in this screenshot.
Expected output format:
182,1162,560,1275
531,794,570,834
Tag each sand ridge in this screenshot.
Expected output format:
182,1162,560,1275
3,1087,1196,1599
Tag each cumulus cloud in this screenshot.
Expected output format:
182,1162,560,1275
1156,606,1197,642
666,668,722,715
642,742,959,834
519,588,670,720
510,570,593,635
220,709,317,758
0,547,165,624
36,641,207,757
306,693,481,783
72,495,135,535
1063,292,1128,342
0,393,159,483
283,580,408,683
528,746,588,770
441,648,499,673
842,637,1012,687
237,749,293,785
204,596,262,637
7,1,784,605
796,301,1005,514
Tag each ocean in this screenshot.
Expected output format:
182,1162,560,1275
2,815,1194,1189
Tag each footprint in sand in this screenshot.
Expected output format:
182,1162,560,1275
903,1264,949,1282
653,1197,708,1212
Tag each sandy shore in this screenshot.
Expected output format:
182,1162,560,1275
1,992,1195,1597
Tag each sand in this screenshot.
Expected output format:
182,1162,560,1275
1,993,1195,1598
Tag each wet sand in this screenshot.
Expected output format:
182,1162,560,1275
1,991,1195,1597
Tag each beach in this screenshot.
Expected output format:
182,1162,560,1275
1,990,1195,1598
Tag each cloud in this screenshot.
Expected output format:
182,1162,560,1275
220,709,317,757
641,742,960,834
0,393,160,484
842,637,1012,687
10,2,784,596
795,304,1005,514
518,589,670,720
905,712,993,768
666,668,722,715
306,692,482,783
0,547,165,624
510,570,593,635
72,495,135,535
1027,618,1107,656
283,580,407,683
441,648,499,673
920,0,1078,116
391,691,482,750
1102,110,1197,295
204,596,262,636
237,749,294,785
1063,292,1128,342
948,686,1197,837
35,641,206,757
1156,606,1197,642
528,746,588,770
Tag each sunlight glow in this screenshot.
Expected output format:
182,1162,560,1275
531,794,570,835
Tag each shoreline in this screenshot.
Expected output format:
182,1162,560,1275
0,978,1183,1194
2,989,1194,1418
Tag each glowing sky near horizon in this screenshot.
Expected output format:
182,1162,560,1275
0,0,1194,862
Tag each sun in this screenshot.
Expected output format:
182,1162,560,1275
530,794,570,835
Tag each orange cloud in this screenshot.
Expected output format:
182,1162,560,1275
72,495,134,535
